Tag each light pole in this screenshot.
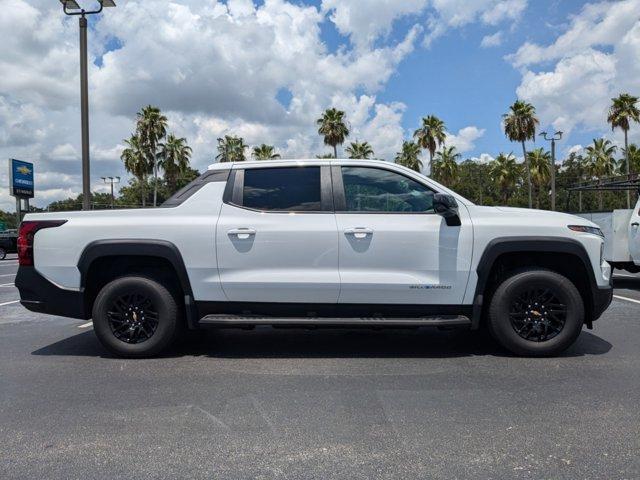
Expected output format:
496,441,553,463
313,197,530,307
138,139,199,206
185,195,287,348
59,1,116,210
540,130,563,211
102,176,120,208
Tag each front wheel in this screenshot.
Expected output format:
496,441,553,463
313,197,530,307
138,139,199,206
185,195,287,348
92,276,180,358
488,269,584,356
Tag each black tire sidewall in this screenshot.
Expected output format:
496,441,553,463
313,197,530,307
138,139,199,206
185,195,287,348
92,276,179,357
0,248,6,260
489,270,584,356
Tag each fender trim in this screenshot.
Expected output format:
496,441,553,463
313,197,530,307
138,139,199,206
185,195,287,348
78,240,198,327
471,236,609,329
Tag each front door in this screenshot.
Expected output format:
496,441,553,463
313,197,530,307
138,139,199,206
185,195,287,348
216,165,340,303
333,165,473,305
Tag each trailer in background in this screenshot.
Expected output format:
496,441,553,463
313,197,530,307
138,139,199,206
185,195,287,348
569,175,640,273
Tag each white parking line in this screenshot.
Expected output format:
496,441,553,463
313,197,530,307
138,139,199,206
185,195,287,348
613,294,640,305
0,263,18,267
0,273,15,277
614,273,639,278
78,321,93,329
0,300,19,307
0,283,15,287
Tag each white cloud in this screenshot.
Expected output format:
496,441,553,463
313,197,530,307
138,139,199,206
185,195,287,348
481,31,503,48
509,0,639,68
320,0,527,49
516,49,617,135
424,0,527,46
470,153,495,164
511,0,640,144
446,126,486,154
322,0,428,50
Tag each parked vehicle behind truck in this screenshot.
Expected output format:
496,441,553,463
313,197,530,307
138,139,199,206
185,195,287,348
16,159,612,357
577,197,640,272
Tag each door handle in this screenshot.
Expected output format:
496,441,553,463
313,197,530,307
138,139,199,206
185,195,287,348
632,222,639,227
228,228,256,239
344,227,373,239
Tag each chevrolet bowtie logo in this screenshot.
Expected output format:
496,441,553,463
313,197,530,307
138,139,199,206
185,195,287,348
17,166,32,175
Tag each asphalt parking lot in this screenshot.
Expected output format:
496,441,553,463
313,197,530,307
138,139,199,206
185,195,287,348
1,257,639,480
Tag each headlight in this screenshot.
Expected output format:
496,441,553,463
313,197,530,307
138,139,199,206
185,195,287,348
568,225,604,237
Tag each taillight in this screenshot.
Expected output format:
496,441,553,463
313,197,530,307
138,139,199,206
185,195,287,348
18,220,67,266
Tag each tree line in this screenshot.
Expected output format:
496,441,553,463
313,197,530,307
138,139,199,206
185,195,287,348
43,92,639,213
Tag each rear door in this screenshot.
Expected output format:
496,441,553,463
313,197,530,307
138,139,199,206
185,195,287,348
216,165,340,303
332,165,473,305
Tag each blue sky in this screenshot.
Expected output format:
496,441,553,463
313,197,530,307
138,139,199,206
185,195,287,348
1,0,639,209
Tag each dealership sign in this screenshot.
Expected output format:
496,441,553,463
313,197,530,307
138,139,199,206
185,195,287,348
9,158,34,198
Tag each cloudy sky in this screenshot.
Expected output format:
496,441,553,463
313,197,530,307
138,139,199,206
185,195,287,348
0,0,639,210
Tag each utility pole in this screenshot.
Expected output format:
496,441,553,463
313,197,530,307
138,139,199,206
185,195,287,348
102,176,120,208
59,1,116,210
540,131,563,211
79,14,90,210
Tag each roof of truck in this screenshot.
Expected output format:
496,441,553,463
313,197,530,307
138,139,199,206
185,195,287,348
207,159,391,170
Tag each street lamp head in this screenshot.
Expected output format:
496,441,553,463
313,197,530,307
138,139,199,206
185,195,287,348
540,131,547,137
100,0,116,7
59,0,81,9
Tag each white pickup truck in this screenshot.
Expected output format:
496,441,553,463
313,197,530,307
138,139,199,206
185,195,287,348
577,199,640,273
16,159,613,357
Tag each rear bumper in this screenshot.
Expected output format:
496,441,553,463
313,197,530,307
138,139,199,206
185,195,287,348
15,266,88,319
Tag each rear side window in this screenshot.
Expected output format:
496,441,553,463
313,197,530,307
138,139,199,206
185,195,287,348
340,166,435,213
242,167,322,212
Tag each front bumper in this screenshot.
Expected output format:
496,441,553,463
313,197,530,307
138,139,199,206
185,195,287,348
15,266,88,319
592,285,613,321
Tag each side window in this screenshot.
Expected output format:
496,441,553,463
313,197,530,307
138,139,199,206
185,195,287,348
340,167,435,213
242,167,322,212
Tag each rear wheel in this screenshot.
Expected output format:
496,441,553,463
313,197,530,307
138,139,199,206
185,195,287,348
0,248,6,260
92,276,180,358
488,269,584,356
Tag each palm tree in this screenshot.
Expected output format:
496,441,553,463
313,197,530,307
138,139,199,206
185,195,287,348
413,115,446,175
625,144,640,174
490,153,520,205
432,146,460,187
608,93,640,208
345,141,374,159
158,134,192,194
252,144,280,160
121,134,150,207
317,108,349,158
136,105,168,207
394,141,423,172
586,138,617,210
503,100,539,208
528,148,552,209
216,135,247,163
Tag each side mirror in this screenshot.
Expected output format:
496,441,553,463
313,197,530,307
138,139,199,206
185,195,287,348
433,193,461,226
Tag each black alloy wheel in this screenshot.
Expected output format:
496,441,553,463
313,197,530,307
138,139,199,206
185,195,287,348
508,287,567,342
93,276,180,358
488,269,584,356
107,292,160,344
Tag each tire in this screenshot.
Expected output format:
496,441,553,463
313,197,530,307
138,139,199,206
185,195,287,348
488,269,584,356
0,248,6,260
92,276,181,358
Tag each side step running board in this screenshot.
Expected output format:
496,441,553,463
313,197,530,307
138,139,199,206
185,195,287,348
198,315,471,328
